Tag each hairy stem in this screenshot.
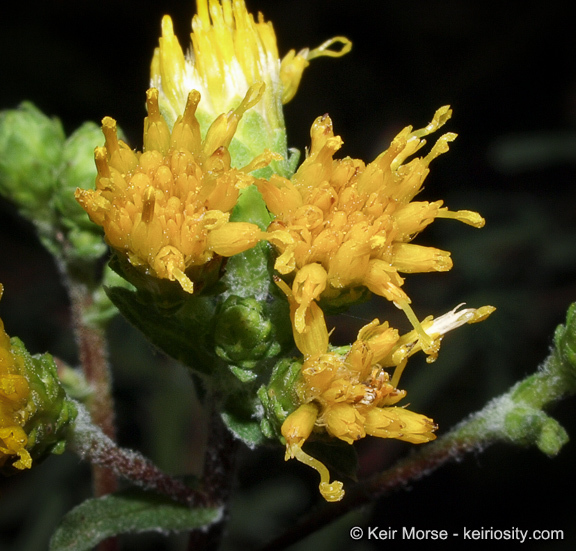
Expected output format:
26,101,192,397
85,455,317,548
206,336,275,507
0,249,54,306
67,275,118,498
69,403,208,507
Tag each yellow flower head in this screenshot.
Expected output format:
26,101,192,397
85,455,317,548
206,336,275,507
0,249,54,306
0,285,33,471
150,0,351,172
76,86,276,295
151,0,351,127
277,278,494,501
258,107,485,346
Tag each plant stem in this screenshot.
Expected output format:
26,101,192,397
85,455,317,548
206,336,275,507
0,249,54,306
67,276,118,498
188,403,239,551
69,403,209,507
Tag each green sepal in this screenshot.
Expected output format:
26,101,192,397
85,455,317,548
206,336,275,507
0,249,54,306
49,488,221,551
258,357,302,441
2,338,78,474
228,365,258,383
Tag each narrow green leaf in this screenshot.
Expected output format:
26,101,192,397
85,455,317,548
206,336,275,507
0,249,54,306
49,489,221,551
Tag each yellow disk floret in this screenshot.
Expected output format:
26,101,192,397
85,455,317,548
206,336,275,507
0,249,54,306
150,0,352,128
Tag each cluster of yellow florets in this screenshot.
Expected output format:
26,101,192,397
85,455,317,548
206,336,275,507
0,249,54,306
73,0,494,502
276,277,493,501
258,107,485,341
0,285,33,471
76,86,276,294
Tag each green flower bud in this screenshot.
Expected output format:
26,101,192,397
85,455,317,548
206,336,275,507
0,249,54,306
55,122,102,228
0,102,65,223
554,302,576,385
504,405,568,457
214,296,280,369
535,416,569,456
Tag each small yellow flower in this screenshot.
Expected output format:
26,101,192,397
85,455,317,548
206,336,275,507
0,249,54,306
150,0,351,173
277,278,494,501
258,107,485,347
151,0,351,127
0,285,33,471
76,86,276,294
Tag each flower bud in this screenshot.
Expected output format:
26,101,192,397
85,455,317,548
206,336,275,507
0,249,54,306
54,121,109,261
214,296,287,377
0,102,65,223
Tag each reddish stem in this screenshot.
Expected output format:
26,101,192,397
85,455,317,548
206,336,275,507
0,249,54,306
67,278,118,498
70,403,209,507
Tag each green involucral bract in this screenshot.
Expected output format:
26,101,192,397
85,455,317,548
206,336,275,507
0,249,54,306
258,358,302,441
2,338,77,475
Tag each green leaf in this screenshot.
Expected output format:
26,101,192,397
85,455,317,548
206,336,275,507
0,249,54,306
49,488,221,551
221,392,269,447
106,284,218,376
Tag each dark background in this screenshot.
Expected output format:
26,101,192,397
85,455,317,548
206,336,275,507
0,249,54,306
1,1,576,549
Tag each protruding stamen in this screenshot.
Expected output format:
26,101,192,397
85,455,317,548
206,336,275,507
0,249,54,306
286,443,345,502
306,36,352,60
394,298,433,353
